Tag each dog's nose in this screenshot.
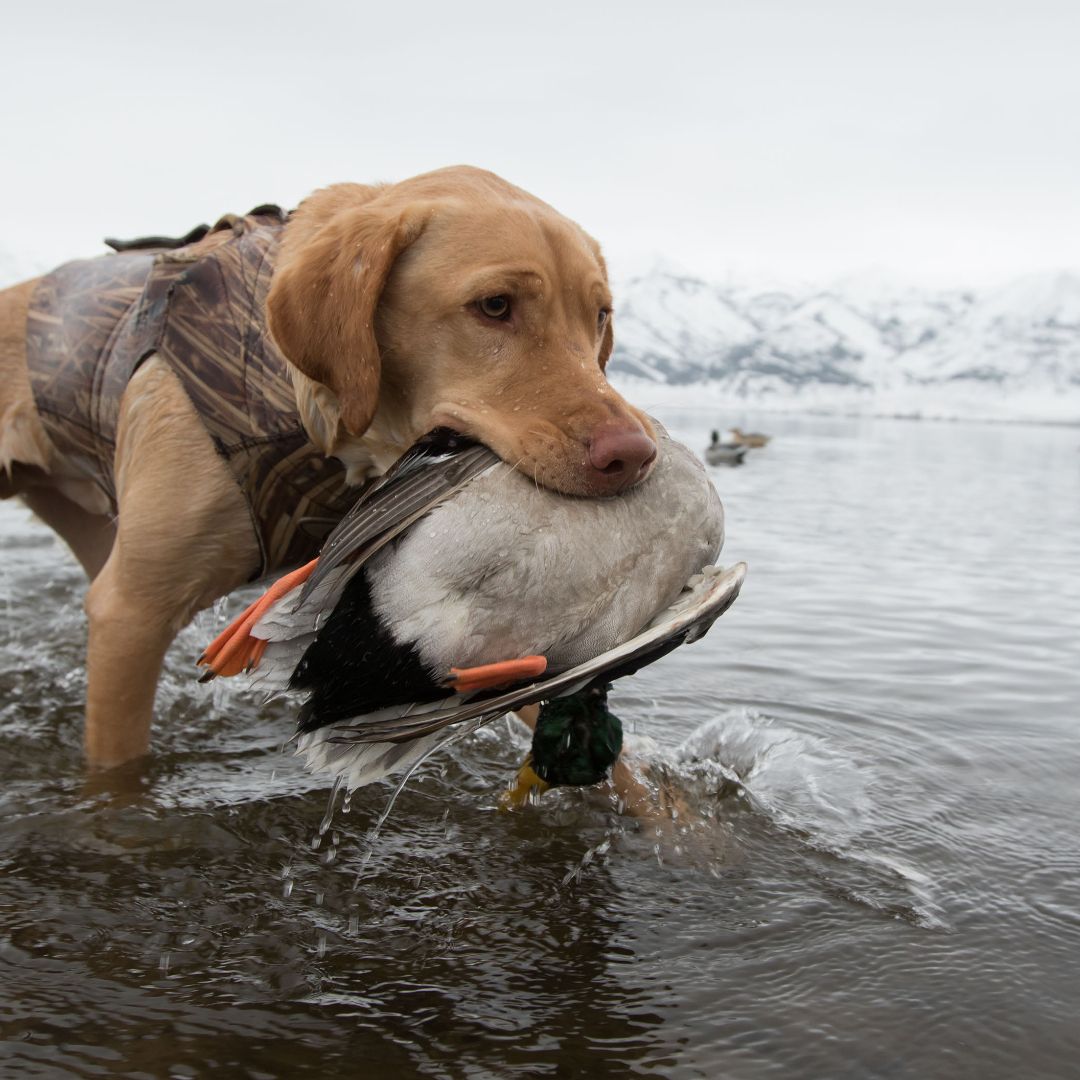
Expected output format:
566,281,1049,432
585,425,658,492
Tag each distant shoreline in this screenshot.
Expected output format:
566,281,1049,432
610,376,1080,430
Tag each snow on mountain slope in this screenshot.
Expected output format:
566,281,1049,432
610,268,1080,422
614,271,759,381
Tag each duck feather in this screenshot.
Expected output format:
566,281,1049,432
323,563,746,745
244,431,501,695
300,429,500,607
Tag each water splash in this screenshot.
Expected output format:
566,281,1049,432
673,707,874,840
316,776,344,839
669,707,946,927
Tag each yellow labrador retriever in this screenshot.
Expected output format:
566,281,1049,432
0,166,657,769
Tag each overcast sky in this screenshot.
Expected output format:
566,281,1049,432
3,0,1077,285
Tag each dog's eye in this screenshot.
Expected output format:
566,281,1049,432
598,308,611,330
477,295,512,320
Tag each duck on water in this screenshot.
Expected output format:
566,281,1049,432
704,426,774,466
199,426,747,814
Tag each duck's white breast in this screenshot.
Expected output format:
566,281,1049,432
366,436,724,674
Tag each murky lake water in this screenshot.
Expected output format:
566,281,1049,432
2,411,1079,1078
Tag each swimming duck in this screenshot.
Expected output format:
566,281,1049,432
198,427,746,793
728,427,771,448
705,442,748,467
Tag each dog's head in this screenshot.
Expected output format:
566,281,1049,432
267,166,655,496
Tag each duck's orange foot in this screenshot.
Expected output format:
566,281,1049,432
197,557,318,680
445,655,547,693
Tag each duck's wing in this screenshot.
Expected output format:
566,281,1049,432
225,430,499,693
322,562,748,746
299,429,501,608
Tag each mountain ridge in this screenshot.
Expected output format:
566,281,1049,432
609,268,1080,422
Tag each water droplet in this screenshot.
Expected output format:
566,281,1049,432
319,776,343,835
283,879,294,898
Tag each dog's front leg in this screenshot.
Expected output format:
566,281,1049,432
82,358,259,768
84,562,183,766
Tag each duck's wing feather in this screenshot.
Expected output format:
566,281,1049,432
299,430,501,609
323,562,747,746
241,431,500,695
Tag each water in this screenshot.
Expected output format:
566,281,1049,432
2,412,1079,1078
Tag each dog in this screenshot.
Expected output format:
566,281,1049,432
0,166,657,771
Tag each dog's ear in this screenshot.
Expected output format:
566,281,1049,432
268,200,426,436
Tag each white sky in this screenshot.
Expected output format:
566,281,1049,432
3,0,1078,285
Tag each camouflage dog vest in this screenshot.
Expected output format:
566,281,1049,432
25,208,355,578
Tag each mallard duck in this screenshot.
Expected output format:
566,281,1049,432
705,442,748,466
198,427,745,794
729,427,771,448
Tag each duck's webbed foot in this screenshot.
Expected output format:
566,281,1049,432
445,655,547,692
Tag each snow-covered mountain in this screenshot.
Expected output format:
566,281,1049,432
610,269,1080,423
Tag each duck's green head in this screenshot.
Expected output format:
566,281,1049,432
530,683,623,788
